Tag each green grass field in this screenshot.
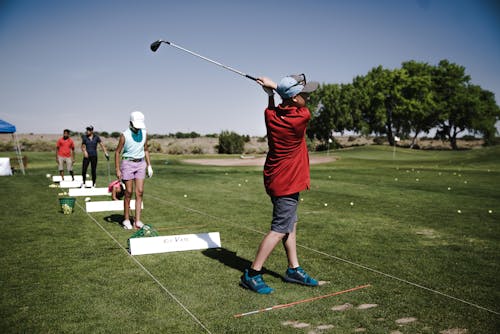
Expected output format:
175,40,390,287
1,146,499,333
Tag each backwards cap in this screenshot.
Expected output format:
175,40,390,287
276,74,319,99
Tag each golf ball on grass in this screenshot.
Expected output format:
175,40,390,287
457,210,462,214
85,197,91,202
350,202,354,206
183,194,188,198
324,203,328,207
488,210,493,214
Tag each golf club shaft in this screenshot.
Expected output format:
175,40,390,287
233,284,371,318
151,40,257,81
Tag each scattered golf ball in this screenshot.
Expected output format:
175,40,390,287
328,176,332,179
488,210,493,214
46,173,51,178
245,179,248,183
324,203,328,207
464,181,467,184
183,194,188,198
350,202,354,206
238,183,241,187
447,187,451,191
85,197,91,202
457,209,462,214
300,198,304,202
415,178,419,182
394,178,398,181
438,172,442,176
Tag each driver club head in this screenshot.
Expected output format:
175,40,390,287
150,40,163,52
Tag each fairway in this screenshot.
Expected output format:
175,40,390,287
1,146,499,333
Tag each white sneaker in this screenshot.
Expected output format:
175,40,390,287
122,219,133,230
134,221,144,229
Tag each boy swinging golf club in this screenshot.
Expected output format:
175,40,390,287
150,38,319,293
240,74,320,294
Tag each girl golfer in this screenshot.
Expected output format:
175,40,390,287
240,74,319,294
115,111,153,230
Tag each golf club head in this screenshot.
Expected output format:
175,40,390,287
150,40,163,52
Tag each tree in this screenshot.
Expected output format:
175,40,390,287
400,61,437,147
307,84,341,145
432,60,472,149
217,131,245,154
363,66,407,145
464,85,500,146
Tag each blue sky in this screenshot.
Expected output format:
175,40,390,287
0,0,499,135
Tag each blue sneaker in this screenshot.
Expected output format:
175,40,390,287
284,266,319,286
240,269,274,294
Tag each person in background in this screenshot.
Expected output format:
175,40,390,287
56,129,75,181
115,111,153,230
81,125,109,187
108,179,125,200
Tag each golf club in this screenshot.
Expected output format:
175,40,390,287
150,39,258,82
106,158,110,184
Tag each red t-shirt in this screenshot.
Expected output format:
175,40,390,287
56,137,75,158
263,104,311,197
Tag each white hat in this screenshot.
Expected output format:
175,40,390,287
130,111,146,129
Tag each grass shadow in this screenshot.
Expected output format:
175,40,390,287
103,214,124,227
202,247,283,280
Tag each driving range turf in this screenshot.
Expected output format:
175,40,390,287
1,145,499,333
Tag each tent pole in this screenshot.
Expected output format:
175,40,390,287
13,133,25,175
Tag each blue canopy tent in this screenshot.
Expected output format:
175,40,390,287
0,119,25,174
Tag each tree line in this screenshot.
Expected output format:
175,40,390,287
307,59,500,150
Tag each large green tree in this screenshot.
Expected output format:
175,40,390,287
400,61,437,147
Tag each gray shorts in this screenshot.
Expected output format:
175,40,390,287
58,156,73,172
270,193,299,234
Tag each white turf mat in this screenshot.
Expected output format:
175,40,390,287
69,187,109,197
85,200,142,212
52,175,83,182
129,232,221,255
59,180,93,188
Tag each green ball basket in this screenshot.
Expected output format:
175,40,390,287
59,197,76,215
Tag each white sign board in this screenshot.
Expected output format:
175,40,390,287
85,199,142,212
52,175,83,182
60,180,93,188
0,158,12,176
129,232,221,255
69,187,109,197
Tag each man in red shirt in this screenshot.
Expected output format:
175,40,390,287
240,74,319,294
56,129,75,180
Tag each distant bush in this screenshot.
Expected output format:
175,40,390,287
460,135,479,141
190,146,204,154
316,138,342,151
217,131,245,154
167,144,186,155
19,139,54,152
373,136,386,145
257,136,267,143
173,131,200,139
110,132,121,139
148,140,163,153
0,141,14,152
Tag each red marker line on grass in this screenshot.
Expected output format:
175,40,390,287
233,284,371,318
